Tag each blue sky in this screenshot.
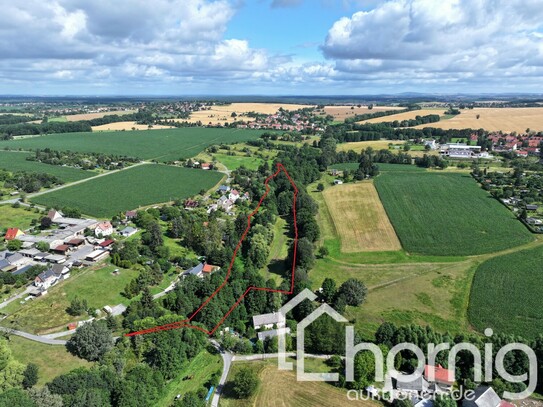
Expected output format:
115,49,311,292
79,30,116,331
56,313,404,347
1,0,543,95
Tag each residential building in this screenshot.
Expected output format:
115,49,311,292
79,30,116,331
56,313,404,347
252,312,285,330
4,228,24,241
119,227,138,237
94,221,113,237
462,386,514,407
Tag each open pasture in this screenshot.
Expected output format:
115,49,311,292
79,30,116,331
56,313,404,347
374,172,533,256
0,127,264,161
413,107,543,133
468,244,543,339
31,164,223,218
323,182,401,252
0,150,93,182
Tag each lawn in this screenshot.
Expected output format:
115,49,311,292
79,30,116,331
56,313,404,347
260,217,290,283
468,244,543,339
2,265,139,334
323,182,401,252
0,150,94,183
212,153,265,171
0,128,264,161
156,349,222,406
0,205,41,231
374,172,534,256
31,164,224,218
220,358,374,407
8,335,90,386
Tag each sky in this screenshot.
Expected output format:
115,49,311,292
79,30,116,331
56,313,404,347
1,0,543,96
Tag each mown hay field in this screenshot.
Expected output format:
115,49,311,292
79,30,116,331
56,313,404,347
468,244,543,339
0,128,264,161
31,164,223,218
413,107,543,133
374,172,533,256
0,150,94,182
335,139,406,152
323,182,401,252
92,121,174,131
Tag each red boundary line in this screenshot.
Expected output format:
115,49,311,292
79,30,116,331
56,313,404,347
125,163,298,337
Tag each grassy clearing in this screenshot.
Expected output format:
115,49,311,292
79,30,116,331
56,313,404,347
0,205,41,231
468,245,543,338
156,350,222,407
374,172,533,256
2,265,139,334
8,335,90,386
260,217,290,284
0,150,94,183
0,128,264,161
323,182,401,252
211,153,265,171
31,164,224,218
221,358,374,407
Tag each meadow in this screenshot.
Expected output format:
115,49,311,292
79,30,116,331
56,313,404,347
0,128,264,161
323,182,401,252
468,244,543,338
374,172,533,256
0,206,40,231
0,150,94,182
31,164,224,218
413,107,543,133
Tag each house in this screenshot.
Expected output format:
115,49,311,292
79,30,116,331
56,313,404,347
202,263,220,274
51,264,71,279
228,189,240,202
5,228,24,241
394,375,429,395
19,248,41,258
424,364,454,391
184,263,205,278
334,179,343,185
47,210,63,221
34,268,58,289
33,252,50,262
125,210,137,220
184,199,199,210
94,221,113,237
424,139,437,150
257,327,291,341
119,227,138,238
99,239,114,249
252,312,285,330
462,386,514,407
200,162,212,170
526,204,539,211
217,185,231,194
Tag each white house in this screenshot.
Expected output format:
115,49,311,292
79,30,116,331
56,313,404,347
94,221,113,237
252,312,285,330
228,189,240,202
34,269,58,289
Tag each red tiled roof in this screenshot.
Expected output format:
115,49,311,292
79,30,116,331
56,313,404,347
424,364,454,385
99,239,114,247
202,263,217,273
4,228,21,241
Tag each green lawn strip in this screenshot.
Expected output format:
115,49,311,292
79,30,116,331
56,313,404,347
0,128,264,162
31,164,223,218
212,153,264,171
260,217,289,284
8,335,90,386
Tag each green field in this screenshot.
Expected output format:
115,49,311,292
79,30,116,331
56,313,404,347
31,164,224,218
212,153,265,170
374,172,533,256
0,128,264,161
8,336,90,386
329,162,425,172
0,150,94,182
468,244,543,338
0,206,41,231
2,265,139,334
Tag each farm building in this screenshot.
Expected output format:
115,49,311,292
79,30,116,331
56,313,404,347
85,250,109,262
526,204,539,211
119,227,138,237
4,228,24,241
334,179,343,185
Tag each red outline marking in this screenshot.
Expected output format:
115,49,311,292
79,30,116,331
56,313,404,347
125,163,298,337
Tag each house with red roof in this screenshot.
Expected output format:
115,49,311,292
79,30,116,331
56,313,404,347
4,228,24,241
202,263,220,274
424,364,454,389
94,221,113,237
228,189,240,202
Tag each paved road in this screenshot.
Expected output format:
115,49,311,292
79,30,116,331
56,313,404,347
210,339,233,407
0,326,67,345
0,286,33,310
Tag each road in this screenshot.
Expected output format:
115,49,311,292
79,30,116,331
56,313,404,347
210,339,233,407
0,286,34,310
0,326,67,345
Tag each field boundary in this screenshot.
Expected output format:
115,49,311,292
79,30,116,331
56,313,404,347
126,162,299,337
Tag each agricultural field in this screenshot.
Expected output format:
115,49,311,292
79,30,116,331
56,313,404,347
374,172,534,256
0,128,264,161
92,121,174,131
31,164,224,218
0,205,41,231
0,150,94,183
323,182,401,252
179,102,312,125
335,139,405,152
468,244,543,339
8,336,91,386
211,153,265,171
2,265,139,334
413,107,543,133
220,359,374,407
320,105,403,121
359,108,446,124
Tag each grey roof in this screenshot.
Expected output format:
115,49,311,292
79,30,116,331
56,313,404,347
37,268,56,282
0,251,10,260
34,252,50,259
6,253,23,262
19,248,41,256
120,227,137,235
257,327,291,341
51,264,68,275
185,263,204,276
395,376,429,392
13,265,33,276
252,312,282,327
0,259,10,269
472,386,501,407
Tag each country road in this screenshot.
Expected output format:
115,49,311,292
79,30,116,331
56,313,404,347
0,326,67,345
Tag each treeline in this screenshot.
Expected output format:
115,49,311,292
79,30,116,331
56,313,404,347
0,169,64,193
28,148,140,170
387,114,441,128
0,121,92,139
344,105,421,124
0,114,38,125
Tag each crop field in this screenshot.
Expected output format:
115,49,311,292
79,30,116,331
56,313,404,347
413,107,543,133
321,105,403,121
359,109,446,124
0,150,94,183
31,164,224,218
323,182,401,252
374,172,533,256
335,139,406,152
0,127,264,161
92,121,174,131
468,244,543,338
